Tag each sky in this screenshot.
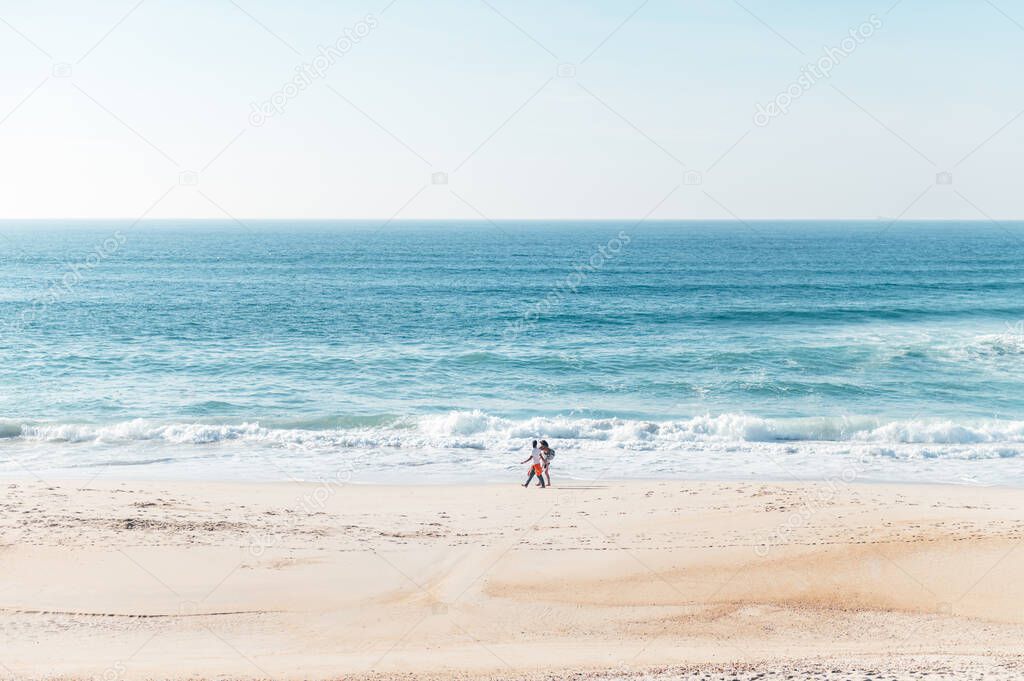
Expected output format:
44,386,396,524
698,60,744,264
0,0,1022,220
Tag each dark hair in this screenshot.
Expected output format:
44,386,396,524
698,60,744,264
532,440,538,447
540,440,548,447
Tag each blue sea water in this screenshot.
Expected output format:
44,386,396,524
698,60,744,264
2,220,1024,485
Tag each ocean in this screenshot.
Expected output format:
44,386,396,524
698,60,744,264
2,220,1024,485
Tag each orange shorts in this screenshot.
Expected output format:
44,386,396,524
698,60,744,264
533,464,544,475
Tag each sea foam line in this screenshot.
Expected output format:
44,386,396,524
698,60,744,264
3,412,1024,450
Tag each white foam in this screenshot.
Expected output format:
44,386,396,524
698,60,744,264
6,411,1024,452
6,412,1024,491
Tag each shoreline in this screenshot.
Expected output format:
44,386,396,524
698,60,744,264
7,410,1024,488
3,478,1024,679
5,471,1024,489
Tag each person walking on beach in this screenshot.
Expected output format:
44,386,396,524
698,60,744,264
521,440,546,488
539,440,555,487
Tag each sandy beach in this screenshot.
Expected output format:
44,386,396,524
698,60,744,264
1,478,1022,680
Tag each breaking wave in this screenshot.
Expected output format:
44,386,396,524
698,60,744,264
3,411,1024,453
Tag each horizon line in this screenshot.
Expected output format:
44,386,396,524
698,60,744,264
1,217,1022,223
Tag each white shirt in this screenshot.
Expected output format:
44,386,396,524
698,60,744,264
531,447,543,465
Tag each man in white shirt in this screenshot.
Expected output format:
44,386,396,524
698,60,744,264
520,439,546,488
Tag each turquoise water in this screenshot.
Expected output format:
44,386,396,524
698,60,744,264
2,220,1024,484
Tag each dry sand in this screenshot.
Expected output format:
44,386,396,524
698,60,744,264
2,478,1023,679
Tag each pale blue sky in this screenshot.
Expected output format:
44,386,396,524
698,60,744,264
1,0,1022,219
